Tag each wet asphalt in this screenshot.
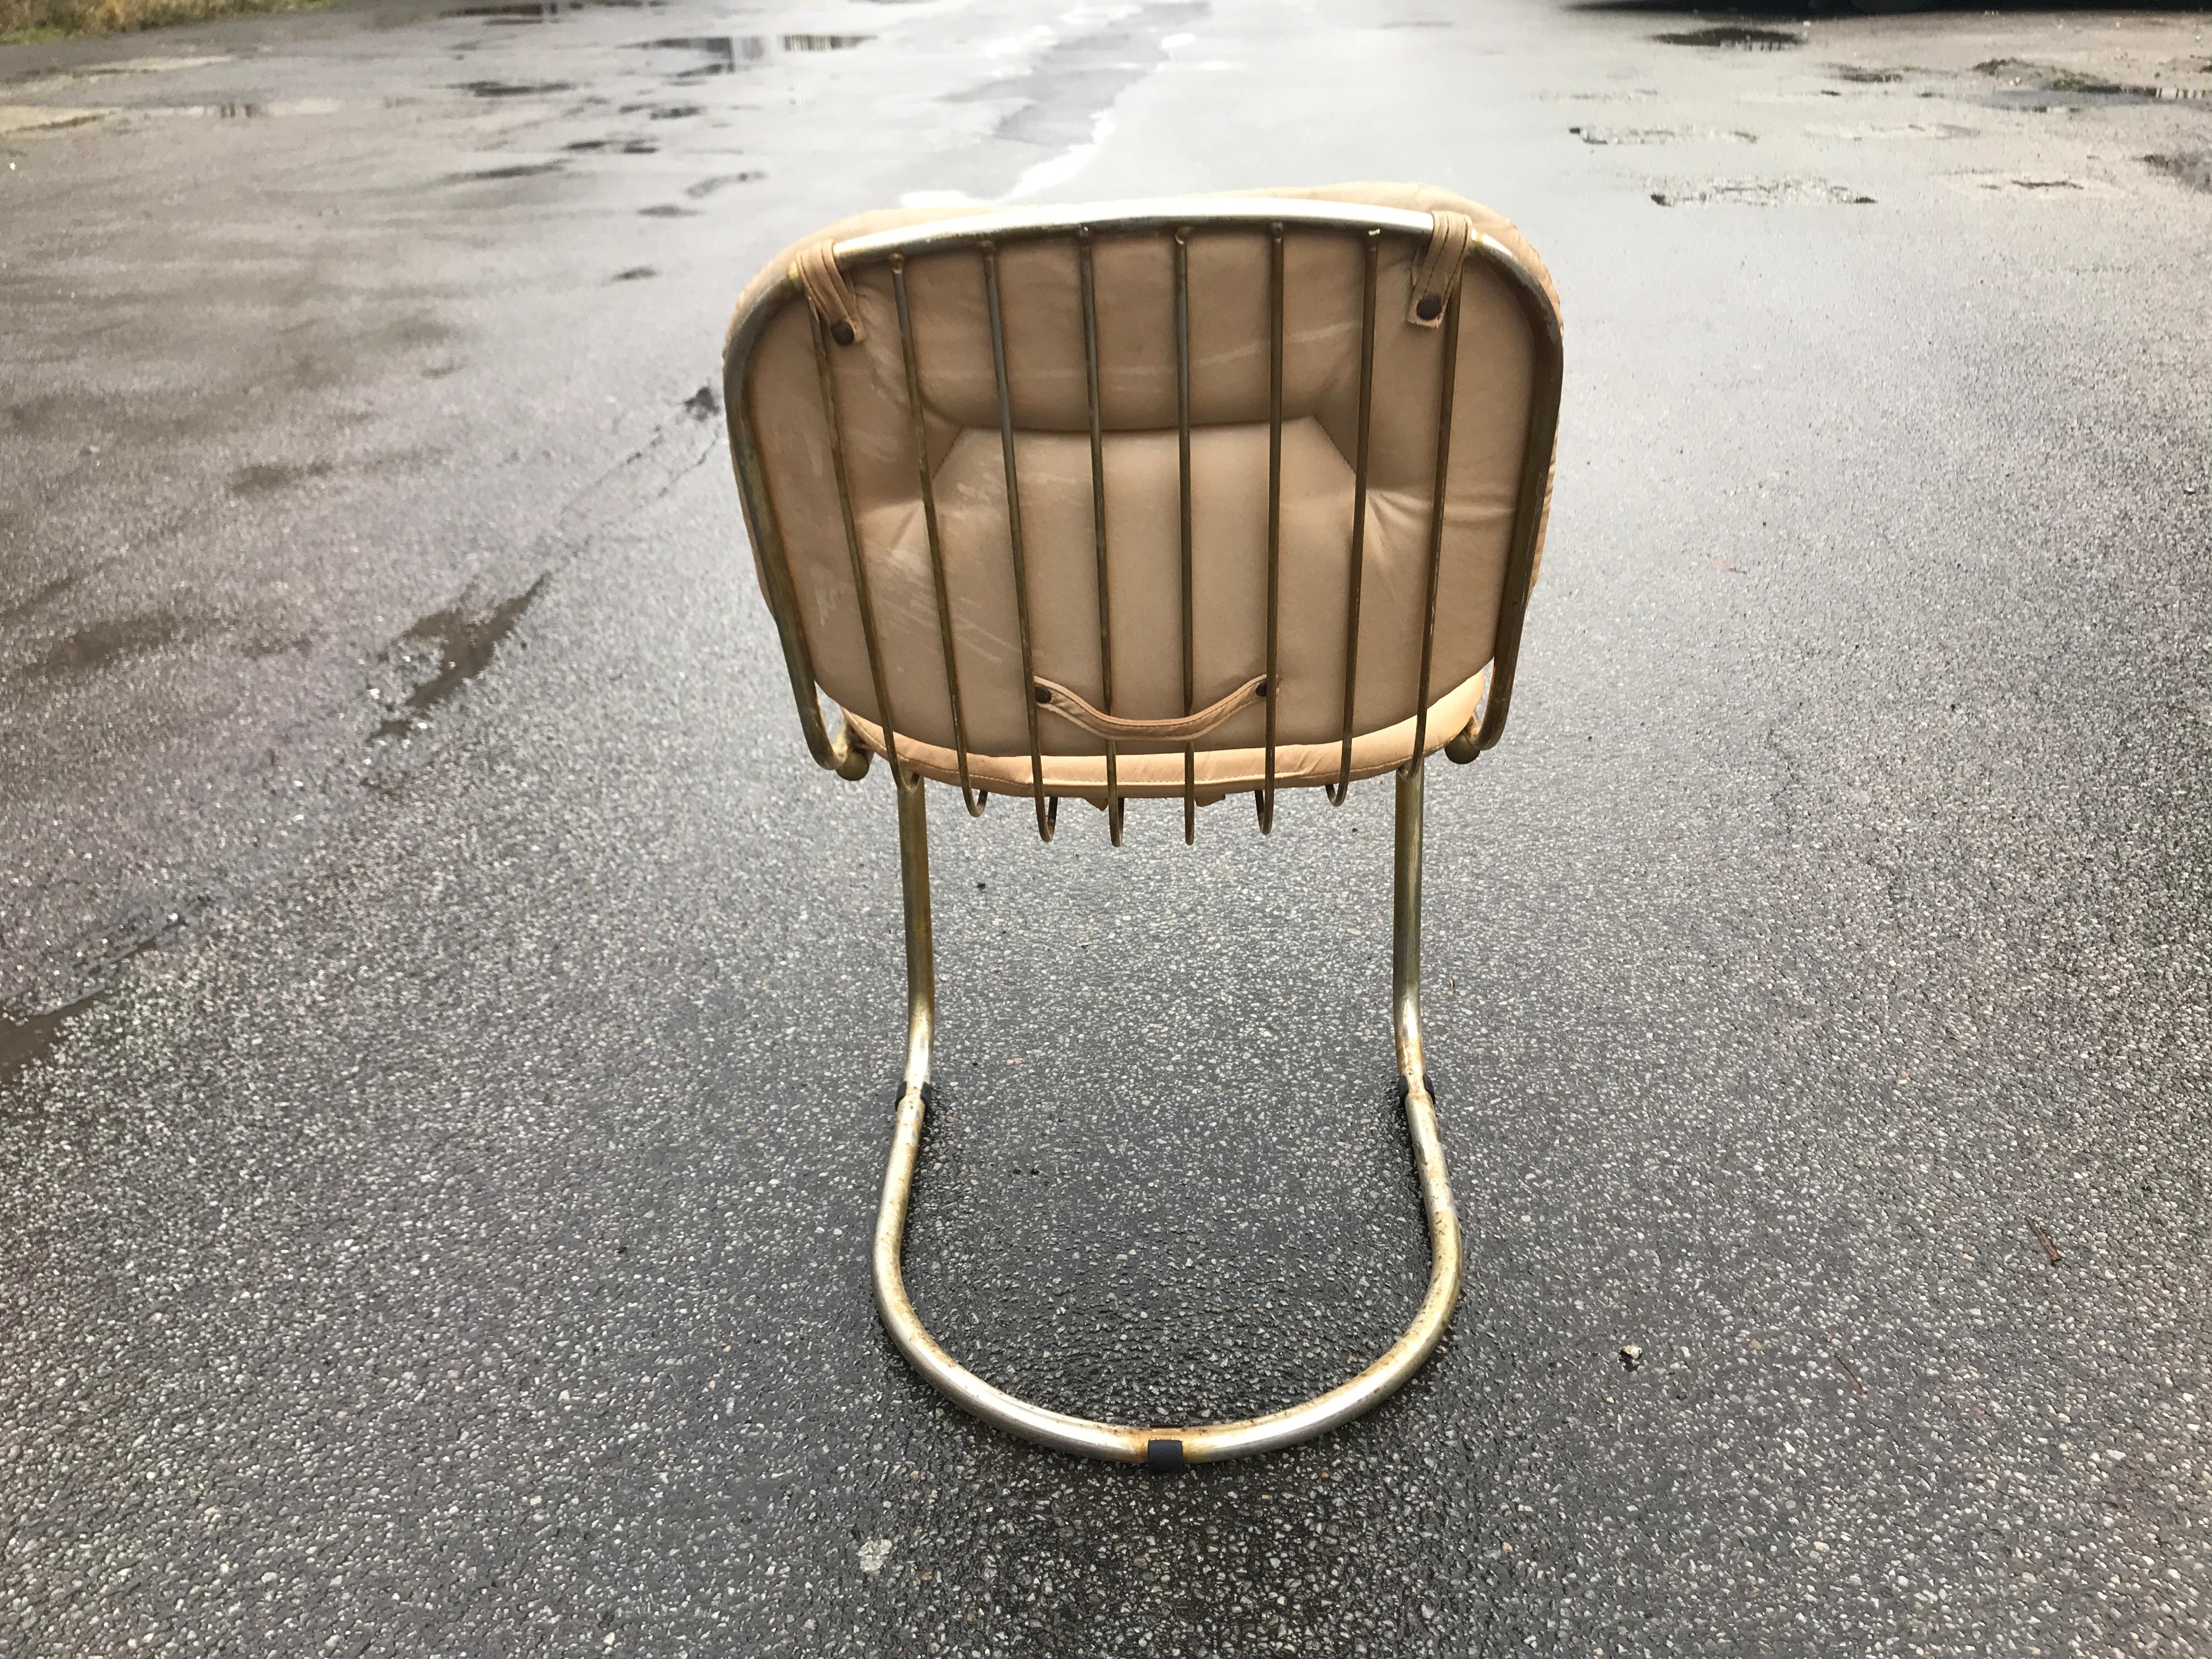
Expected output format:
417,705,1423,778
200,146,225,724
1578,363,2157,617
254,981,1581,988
4,1,2212,1654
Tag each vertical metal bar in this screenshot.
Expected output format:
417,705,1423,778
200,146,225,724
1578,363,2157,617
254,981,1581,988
981,240,1054,843
1259,221,1285,834
1078,228,1122,847
1392,758,1425,1090
896,768,935,1092
1410,280,1463,766
1174,226,1196,845
1464,262,1566,754
890,255,984,817
1329,228,1382,805
809,306,901,778
723,273,869,779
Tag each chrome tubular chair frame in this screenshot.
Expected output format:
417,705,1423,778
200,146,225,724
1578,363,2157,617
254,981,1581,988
723,196,1564,1465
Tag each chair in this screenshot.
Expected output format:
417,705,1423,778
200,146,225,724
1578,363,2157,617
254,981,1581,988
720,184,1562,1466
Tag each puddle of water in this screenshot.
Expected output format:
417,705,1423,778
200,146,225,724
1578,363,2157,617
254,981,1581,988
1946,172,2120,199
230,459,334,494
1570,125,1755,145
682,170,762,198
565,136,657,152
373,577,547,741
1975,58,2211,107
633,36,759,73
0,105,111,135
454,79,575,98
52,53,230,77
638,203,698,217
1832,66,1905,84
445,160,567,181
149,99,342,119
1808,121,1976,141
781,33,870,51
2,911,196,1086
612,265,657,280
0,573,77,627
23,612,187,679
1654,26,1802,52
450,0,664,18
1,990,102,1085
2145,150,2212,193
1650,178,1874,207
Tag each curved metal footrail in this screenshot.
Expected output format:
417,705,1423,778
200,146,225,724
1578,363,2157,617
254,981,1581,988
870,763,1463,1464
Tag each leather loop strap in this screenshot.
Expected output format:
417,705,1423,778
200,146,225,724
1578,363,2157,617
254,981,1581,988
1033,675,1267,743
1406,210,1472,328
793,239,865,345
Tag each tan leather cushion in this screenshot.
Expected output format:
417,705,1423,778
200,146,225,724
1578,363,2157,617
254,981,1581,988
724,183,1559,800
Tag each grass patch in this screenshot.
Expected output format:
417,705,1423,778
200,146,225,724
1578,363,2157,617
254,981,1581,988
1,0,330,45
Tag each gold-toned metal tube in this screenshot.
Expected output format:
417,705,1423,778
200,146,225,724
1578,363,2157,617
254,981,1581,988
981,240,1054,842
870,753,1460,1464
1392,758,1426,1087
891,255,984,817
1464,247,1566,754
724,276,871,781
1260,221,1285,835
809,306,901,777
1329,228,1382,805
897,769,934,1090
1077,228,1122,848
1174,225,1196,845
1410,282,1463,766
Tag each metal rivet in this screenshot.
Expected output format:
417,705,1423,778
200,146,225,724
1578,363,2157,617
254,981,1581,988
831,320,856,346
1415,294,1443,321
1034,685,1050,704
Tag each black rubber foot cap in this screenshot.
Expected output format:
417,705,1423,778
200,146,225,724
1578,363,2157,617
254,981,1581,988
1145,1439,1186,1472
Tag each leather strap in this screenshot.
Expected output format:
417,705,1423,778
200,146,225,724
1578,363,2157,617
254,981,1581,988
1406,210,1472,328
793,239,865,345
1033,675,1267,743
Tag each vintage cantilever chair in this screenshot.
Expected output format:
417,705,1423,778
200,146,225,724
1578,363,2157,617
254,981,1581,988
721,184,1562,1467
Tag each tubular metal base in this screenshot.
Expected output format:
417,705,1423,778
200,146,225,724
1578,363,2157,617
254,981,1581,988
870,763,1463,1465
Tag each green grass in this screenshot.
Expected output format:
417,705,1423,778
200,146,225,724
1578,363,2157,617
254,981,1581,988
1,0,330,45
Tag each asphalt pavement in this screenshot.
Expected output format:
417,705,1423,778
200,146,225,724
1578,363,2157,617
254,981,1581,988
3,1,2210,1654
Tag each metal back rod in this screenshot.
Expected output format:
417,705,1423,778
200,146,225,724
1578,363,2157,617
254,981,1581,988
890,255,985,817
1259,220,1285,833
981,240,1055,841
809,308,901,778
1173,227,1197,845
1328,228,1383,805
1077,228,1122,847
1410,284,1463,766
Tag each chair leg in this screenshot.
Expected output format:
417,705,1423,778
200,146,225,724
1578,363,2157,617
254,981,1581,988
870,763,1464,1465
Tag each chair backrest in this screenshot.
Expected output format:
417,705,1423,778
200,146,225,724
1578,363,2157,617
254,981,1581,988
722,185,1562,832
